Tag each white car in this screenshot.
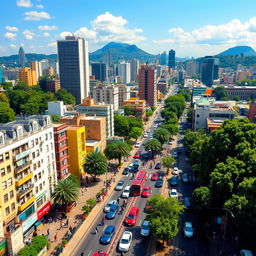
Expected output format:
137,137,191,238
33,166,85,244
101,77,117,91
140,220,150,236
169,141,174,145
169,189,178,199
149,135,153,139
172,168,179,175
122,186,131,198
118,231,132,252
183,222,194,238
143,133,148,138
104,200,117,213
135,141,141,148
128,163,133,171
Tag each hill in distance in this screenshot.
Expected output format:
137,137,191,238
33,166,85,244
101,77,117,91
218,46,256,56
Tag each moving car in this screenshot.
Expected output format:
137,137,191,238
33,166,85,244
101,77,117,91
128,163,133,172
240,250,254,256
100,225,116,244
118,231,132,252
183,197,192,210
151,172,158,181
115,180,125,191
122,168,130,175
135,141,141,148
155,162,161,169
134,151,141,159
169,189,178,199
125,206,140,226
182,173,189,184
170,176,178,187
92,252,108,256
143,133,148,138
140,220,150,236
106,204,119,219
133,160,140,172
122,186,131,198
173,152,178,159
172,167,179,175
104,200,117,213
155,178,163,188
141,186,151,197
183,222,194,238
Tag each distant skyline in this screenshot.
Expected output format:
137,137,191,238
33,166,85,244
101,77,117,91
1,0,256,57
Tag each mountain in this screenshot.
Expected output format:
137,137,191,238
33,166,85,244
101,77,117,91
90,42,156,63
218,46,256,56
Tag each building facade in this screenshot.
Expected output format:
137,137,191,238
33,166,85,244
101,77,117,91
91,63,107,82
18,47,26,67
45,79,61,93
57,36,90,103
118,62,131,84
118,85,130,107
168,49,175,69
18,68,37,86
130,59,139,83
201,56,219,87
123,99,146,120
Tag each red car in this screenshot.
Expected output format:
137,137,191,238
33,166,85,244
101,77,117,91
133,151,141,159
141,186,151,197
125,206,140,226
144,201,152,213
92,252,108,256
151,172,158,181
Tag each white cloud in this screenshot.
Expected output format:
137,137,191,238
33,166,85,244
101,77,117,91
24,11,51,21
48,41,57,48
23,29,35,40
38,25,58,31
17,0,32,8
36,4,44,8
74,27,97,39
10,44,18,50
42,32,50,37
5,26,19,32
59,31,73,39
4,32,16,40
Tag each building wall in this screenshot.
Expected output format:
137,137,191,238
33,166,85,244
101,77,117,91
18,67,36,86
118,86,130,107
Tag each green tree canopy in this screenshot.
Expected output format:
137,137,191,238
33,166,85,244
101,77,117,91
129,127,143,141
50,114,61,123
161,124,178,136
192,186,211,211
162,155,175,175
212,86,228,100
0,102,16,123
144,139,161,158
55,88,76,105
153,128,170,146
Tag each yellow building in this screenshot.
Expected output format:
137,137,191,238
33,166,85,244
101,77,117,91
67,126,86,178
86,140,102,154
30,61,39,82
18,67,37,86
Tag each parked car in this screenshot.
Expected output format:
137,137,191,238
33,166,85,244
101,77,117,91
155,178,163,188
143,133,148,138
128,163,133,172
133,160,140,172
173,152,178,159
240,250,254,256
125,207,140,226
106,204,119,219
172,167,179,175
170,176,178,187
135,141,141,148
140,220,150,236
122,168,130,175
183,197,192,210
134,151,141,159
155,162,161,169
151,172,158,181
104,200,117,213
115,180,125,191
169,140,174,145
169,189,178,199
183,222,194,238
141,186,151,197
92,252,108,256
100,225,116,244
182,173,189,184
122,186,131,198
144,201,152,213
118,231,132,252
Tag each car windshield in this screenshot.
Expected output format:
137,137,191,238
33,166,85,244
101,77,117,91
185,226,193,231
143,188,149,192
107,202,114,206
142,224,149,230
124,189,129,193
120,238,129,244
127,214,135,219
171,192,176,195
110,207,116,212
118,182,124,186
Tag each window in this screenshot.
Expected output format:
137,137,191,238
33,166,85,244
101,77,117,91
7,165,11,174
5,152,9,160
35,138,39,145
10,190,14,199
43,181,45,186
197,114,200,118
31,140,34,147
37,161,40,168
8,178,12,186
36,150,39,157
17,127,23,137
33,163,36,171
5,206,10,216
0,155,3,163
32,152,35,159
1,168,5,177
35,186,38,193
34,175,37,182
45,134,48,141
33,121,38,131
0,134,4,145
39,183,42,190
60,131,65,137
38,172,41,179
2,181,7,190
46,145,49,152
4,194,8,203
11,203,15,211
49,132,52,139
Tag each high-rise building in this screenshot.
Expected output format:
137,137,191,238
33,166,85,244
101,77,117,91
30,61,40,82
45,79,61,93
160,51,167,65
18,67,37,86
118,84,130,107
91,63,107,82
118,62,131,84
138,65,157,107
201,56,219,87
0,67,3,83
186,60,197,76
130,59,139,83
57,36,90,103
18,47,26,67
168,49,175,69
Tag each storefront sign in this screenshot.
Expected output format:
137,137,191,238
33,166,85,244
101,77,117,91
0,238,7,256
37,202,51,220
16,149,31,161
22,213,37,233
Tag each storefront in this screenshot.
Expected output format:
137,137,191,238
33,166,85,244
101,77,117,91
22,213,37,239
37,202,51,220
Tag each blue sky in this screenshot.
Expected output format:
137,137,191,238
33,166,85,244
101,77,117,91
1,0,256,57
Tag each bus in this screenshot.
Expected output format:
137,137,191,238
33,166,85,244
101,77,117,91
131,170,147,196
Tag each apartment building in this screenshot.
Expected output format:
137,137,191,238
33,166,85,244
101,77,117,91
0,115,56,255
118,85,130,107
123,99,146,120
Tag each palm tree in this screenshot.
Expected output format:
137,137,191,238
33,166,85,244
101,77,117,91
52,177,79,211
104,141,131,166
162,155,175,175
83,152,108,182
144,139,161,158
153,128,170,147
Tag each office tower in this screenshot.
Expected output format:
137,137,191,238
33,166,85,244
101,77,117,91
57,36,90,103
130,59,139,83
118,62,131,84
91,63,107,82
18,47,26,67
186,60,197,76
138,65,157,107
18,67,37,86
118,84,130,107
201,56,219,86
104,49,112,67
30,61,40,82
38,59,49,77
160,51,167,65
0,67,3,82
168,49,175,69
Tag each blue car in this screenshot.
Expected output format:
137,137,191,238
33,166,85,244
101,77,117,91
106,204,119,219
100,225,116,244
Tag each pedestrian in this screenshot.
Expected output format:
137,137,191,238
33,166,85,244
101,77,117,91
69,226,72,232
81,253,84,256
47,228,50,237
54,233,57,242
59,220,62,229
101,216,105,226
95,226,98,234
86,176,89,183
117,198,120,204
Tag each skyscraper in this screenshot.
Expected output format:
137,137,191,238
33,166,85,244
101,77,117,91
186,60,197,76
0,67,3,82
168,49,175,69
130,59,139,83
201,56,219,87
138,65,157,107
91,63,107,82
57,36,90,103
118,62,131,84
18,67,37,86
30,61,40,82
18,47,26,67
160,51,167,65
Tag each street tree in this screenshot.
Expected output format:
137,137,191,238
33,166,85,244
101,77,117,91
192,186,211,211
212,86,227,100
83,152,108,181
0,102,16,123
129,127,143,141
144,139,162,158
55,88,76,105
153,128,170,146
162,155,175,175
161,124,178,137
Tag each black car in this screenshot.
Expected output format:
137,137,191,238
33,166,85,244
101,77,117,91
170,176,178,187
155,178,163,188
155,162,161,169
122,168,130,175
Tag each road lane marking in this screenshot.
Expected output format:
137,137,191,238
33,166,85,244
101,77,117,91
138,219,142,226
88,249,92,256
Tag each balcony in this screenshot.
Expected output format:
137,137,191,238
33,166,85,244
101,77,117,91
15,161,32,173
13,149,31,161
17,184,34,198
18,196,35,212
16,172,33,187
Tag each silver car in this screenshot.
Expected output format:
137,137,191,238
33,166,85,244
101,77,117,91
104,200,117,213
140,220,150,236
183,222,194,238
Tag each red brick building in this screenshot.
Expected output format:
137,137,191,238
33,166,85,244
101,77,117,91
53,123,71,180
46,79,61,93
138,65,157,107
